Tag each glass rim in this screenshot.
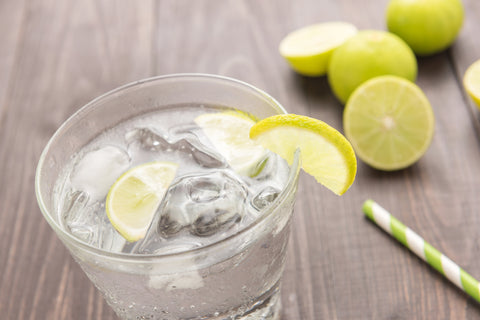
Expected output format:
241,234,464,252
35,73,301,262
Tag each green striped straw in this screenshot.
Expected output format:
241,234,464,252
363,199,480,303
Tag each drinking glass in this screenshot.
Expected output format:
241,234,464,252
35,74,300,320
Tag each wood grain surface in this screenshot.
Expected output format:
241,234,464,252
1,0,480,319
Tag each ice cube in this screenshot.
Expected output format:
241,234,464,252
183,171,247,237
132,171,249,254
190,205,242,237
61,190,93,242
125,127,170,151
157,208,189,238
251,186,281,210
61,190,127,251
177,136,225,168
70,146,130,200
126,127,226,168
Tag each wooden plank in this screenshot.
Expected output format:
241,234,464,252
275,0,480,319
0,0,26,114
0,0,27,318
0,0,154,319
1,0,480,319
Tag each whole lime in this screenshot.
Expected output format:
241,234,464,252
386,0,464,56
328,30,417,104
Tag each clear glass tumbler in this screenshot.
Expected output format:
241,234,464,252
35,74,300,320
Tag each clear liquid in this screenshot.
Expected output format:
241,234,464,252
53,104,294,320
55,104,290,254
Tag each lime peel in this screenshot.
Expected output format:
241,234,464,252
250,114,357,195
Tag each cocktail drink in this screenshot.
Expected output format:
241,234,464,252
36,74,301,320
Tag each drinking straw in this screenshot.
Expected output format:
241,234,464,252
363,199,480,303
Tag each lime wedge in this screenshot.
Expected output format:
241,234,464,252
463,59,480,108
343,75,435,171
279,22,358,76
249,114,357,195
106,161,178,242
194,111,268,177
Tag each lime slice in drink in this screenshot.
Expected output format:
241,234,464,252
195,111,268,177
106,161,178,242
463,59,480,108
343,75,435,171
279,22,358,76
249,114,357,195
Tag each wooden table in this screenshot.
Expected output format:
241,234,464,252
1,0,480,319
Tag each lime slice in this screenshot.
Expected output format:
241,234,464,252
343,75,435,171
279,22,358,76
249,114,356,195
463,59,480,108
106,161,178,242
194,111,268,177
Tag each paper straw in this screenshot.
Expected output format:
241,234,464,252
363,199,480,303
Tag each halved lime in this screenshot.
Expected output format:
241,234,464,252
194,111,268,177
343,75,435,171
106,161,178,242
249,114,356,195
463,59,480,108
279,22,358,77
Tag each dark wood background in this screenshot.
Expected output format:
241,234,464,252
1,0,480,319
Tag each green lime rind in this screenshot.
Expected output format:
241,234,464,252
343,75,434,171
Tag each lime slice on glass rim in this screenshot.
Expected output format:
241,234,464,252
249,114,357,195
463,59,480,108
279,22,358,77
106,161,178,242
343,75,435,171
194,111,269,177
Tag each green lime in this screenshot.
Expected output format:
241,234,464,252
386,0,464,56
194,111,268,177
279,22,358,76
328,30,417,104
106,161,178,242
463,59,480,109
343,75,434,171
250,114,356,195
